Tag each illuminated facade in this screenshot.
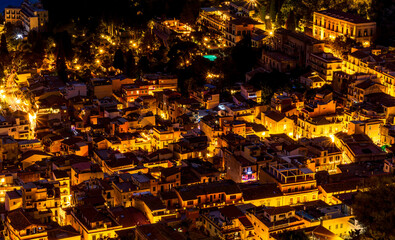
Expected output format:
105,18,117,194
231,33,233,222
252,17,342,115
313,9,376,46
5,1,48,32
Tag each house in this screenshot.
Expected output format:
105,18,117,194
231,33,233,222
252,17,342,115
175,180,242,208
262,110,294,136
260,162,319,205
5,209,48,240
334,133,386,162
309,52,342,81
226,154,257,183
70,162,104,186
5,190,23,211
20,150,52,170
70,206,122,240
197,205,256,239
132,194,178,223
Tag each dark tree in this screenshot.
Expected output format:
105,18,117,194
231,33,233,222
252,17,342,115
80,41,94,64
56,55,67,82
55,31,74,62
286,11,296,31
125,50,136,78
0,34,9,56
138,56,150,73
352,176,395,239
0,63,5,80
113,49,125,70
269,0,278,23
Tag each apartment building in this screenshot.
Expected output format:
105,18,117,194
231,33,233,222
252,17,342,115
260,162,319,205
313,9,376,46
5,1,48,32
272,28,325,67
309,52,342,81
224,17,264,47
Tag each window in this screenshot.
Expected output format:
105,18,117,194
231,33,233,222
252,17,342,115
187,201,193,205
230,195,236,200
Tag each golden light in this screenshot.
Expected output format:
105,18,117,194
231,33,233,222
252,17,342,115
96,60,100,64
16,99,21,104
99,49,104,53
330,134,335,143
133,43,137,47
269,31,273,36
204,37,208,42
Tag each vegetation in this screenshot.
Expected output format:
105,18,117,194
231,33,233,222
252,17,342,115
352,176,395,240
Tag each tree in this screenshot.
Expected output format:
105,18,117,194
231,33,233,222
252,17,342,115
138,56,150,73
125,50,136,77
269,0,278,23
285,11,296,31
0,34,9,56
0,63,5,80
352,176,395,239
113,49,125,71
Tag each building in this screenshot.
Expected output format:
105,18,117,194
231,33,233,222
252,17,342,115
260,162,319,205
309,52,342,82
70,206,122,240
70,162,104,186
225,17,264,47
246,206,306,239
197,7,231,33
5,209,48,240
261,50,297,73
132,194,178,223
5,1,48,32
175,180,242,209
0,136,19,169
335,133,386,162
262,110,294,136
296,115,344,139
226,154,258,183
313,9,376,46
347,119,383,144
240,84,262,103
197,205,256,240
272,28,325,67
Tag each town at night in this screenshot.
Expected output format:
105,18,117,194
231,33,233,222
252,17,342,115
0,0,394,239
